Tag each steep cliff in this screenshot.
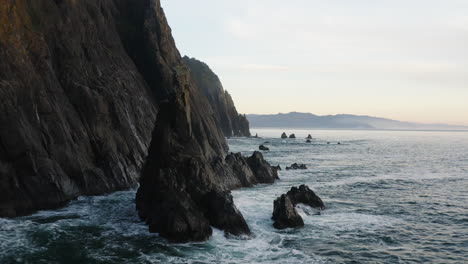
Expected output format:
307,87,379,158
0,0,278,242
0,0,162,217
183,57,250,137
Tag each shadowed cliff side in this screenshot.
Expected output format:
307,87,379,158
183,57,250,137
0,0,278,242
0,0,158,217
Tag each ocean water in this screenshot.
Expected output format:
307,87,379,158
1,129,467,264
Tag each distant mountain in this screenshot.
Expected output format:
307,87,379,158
247,112,468,131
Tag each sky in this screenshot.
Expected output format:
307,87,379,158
161,0,468,125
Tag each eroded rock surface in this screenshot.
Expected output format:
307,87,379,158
272,185,324,229
183,57,250,137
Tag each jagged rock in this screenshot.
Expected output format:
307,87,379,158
306,140,312,143
286,185,325,210
281,132,288,139
272,185,324,229
259,145,270,151
286,163,307,170
0,0,265,245
202,190,250,237
272,194,304,229
184,57,250,137
274,165,282,171
136,99,249,243
307,134,313,139
0,0,166,217
289,134,296,139
246,151,279,184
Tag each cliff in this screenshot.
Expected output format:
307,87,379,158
0,0,277,242
183,57,250,137
0,0,162,217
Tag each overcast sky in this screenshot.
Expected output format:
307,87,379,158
161,0,468,125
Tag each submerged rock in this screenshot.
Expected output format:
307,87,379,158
281,132,288,139
306,139,312,143
272,185,324,229
286,163,307,170
259,145,270,151
289,134,296,139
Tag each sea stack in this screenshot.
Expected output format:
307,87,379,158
281,132,288,139
289,134,296,139
272,185,324,229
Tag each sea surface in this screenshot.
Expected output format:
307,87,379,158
1,129,467,264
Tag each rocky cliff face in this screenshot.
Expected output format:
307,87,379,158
183,57,250,137
0,0,277,242
0,0,162,217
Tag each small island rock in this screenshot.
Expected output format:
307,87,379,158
259,145,270,151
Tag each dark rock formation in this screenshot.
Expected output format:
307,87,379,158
286,185,325,210
286,163,307,170
137,107,279,242
273,165,282,171
307,134,313,139
272,185,324,229
246,151,279,184
0,0,164,217
0,0,258,231
272,194,304,229
183,57,250,137
306,139,312,143
259,145,270,151
223,151,279,189
281,132,288,139
0,0,279,243
289,134,296,139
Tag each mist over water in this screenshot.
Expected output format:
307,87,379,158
1,129,467,263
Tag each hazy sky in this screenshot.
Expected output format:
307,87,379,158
161,0,468,125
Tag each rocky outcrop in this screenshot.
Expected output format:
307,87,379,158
0,0,165,217
136,101,279,242
246,151,280,184
289,134,296,139
286,163,308,170
0,0,279,243
281,132,288,139
306,139,312,143
183,57,250,137
272,185,324,229
259,145,269,151
287,185,325,210
307,134,313,139
0,0,257,222
272,194,304,229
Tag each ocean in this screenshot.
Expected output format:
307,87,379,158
1,129,467,263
